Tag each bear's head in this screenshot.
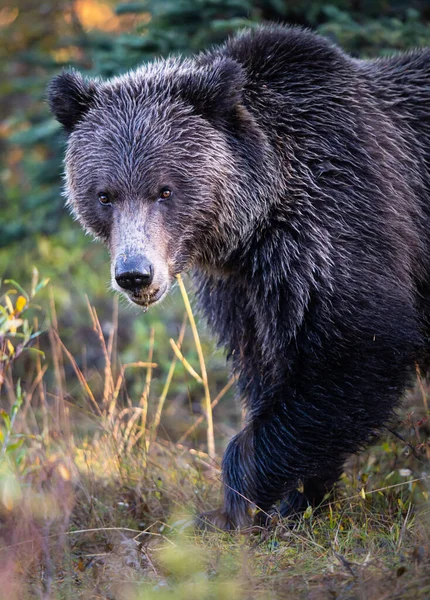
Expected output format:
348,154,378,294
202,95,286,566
48,58,270,308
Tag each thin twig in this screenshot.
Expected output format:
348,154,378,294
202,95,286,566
385,426,426,463
149,313,187,449
107,295,119,364
85,296,114,410
107,361,157,425
170,338,203,384
178,376,237,444
176,275,215,460
140,327,155,450
396,501,412,552
53,330,101,416
0,527,175,554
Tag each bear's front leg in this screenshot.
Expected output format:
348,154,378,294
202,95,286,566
199,411,311,530
197,426,256,530
221,416,348,528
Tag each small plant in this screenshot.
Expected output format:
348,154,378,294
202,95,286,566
0,269,49,465
0,267,49,391
1,379,24,455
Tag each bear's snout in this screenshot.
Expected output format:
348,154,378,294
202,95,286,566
115,254,154,292
112,250,170,309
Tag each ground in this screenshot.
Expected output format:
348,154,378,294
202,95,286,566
0,276,429,600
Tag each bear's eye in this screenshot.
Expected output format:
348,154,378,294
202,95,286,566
98,192,112,206
159,187,172,201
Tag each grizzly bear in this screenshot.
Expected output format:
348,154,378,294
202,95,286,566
48,25,430,529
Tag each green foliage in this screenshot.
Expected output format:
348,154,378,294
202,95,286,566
319,4,430,56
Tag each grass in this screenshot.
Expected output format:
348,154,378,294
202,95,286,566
0,273,429,600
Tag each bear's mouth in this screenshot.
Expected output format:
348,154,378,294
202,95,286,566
128,285,168,311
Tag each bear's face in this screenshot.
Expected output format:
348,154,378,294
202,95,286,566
48,59,268,308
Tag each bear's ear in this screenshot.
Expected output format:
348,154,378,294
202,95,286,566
47,70,98,133
180,58,246,125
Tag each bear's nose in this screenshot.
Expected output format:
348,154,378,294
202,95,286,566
115,256,154,291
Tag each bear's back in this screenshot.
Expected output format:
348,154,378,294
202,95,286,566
358,50,430,187
203,25,350,93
